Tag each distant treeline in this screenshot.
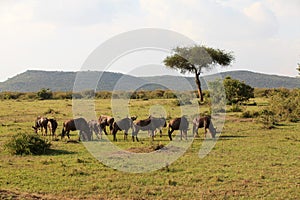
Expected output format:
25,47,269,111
0,89,203,100
1,88,298,100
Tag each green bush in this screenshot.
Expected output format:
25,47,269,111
228,103,243,112
268,89,300,122
4,133,51,155
258,109,276,129
37,88,53,100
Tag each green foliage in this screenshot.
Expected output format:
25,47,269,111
4,133,51,155
224,76,254,104
268,88,300,122
297,63,300,75
37,88,53,100
258,109,276,129
228,103,243,112
53,91,73,99
164,45,234,101
96,91,112,99
164,45,234,73
254,88,273,98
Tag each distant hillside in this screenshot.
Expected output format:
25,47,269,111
0,70,147,92
0,70,299,92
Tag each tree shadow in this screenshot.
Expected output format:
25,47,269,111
217,135,248,140
45,149,76,156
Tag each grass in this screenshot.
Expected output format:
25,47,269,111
0,99,299,199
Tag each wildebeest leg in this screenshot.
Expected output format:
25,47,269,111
149,130,155,141
100,124,108,135
168,128,174,141
180,130,183,140
104,128,108,135
193,124,198,137
159,129,162,137
124,130,128,140
184,130,188,140
98,129,102,140
40,127,43,136
109,124,113,134
113,132,117,141
32,126,38,134
66,130,70,139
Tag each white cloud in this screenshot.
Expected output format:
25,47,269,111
0,0,299,81
243,2,278,37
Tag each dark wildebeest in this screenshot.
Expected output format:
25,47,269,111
32,116,48,136
88,120,101,139
168,116,189,141
192,115,216,138
47,118,58,138
61,118,92,141
132,116,166,141
98,115,114,135
111,116,137,141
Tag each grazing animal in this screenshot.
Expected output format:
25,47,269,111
168,116,189,141
98,115,114,135
192,115,216,138
111,116,137,141
32,116,48,136
132,116,166,140
47,118,58,138
88,120,101,139
61,118,92,141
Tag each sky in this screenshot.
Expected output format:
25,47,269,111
0,0,299,82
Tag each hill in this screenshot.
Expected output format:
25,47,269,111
0,70,299,92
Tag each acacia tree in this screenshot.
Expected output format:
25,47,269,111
297,63,300,75
164,45,234,102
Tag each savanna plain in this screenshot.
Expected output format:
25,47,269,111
0,97,299,199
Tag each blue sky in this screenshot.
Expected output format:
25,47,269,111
0,0,299,81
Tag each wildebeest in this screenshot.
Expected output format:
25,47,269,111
192,115,216,138
88,120,101,139
98,115,114,135
47,118,58,138
32,116,48,136
61,117,92,141
168,116,189,141
132,116,166,140
111,116,137,141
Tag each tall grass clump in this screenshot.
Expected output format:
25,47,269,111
4,133,51,155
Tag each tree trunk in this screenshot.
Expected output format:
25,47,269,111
195,72,203,102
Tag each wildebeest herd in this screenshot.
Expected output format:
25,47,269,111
32,114,216,142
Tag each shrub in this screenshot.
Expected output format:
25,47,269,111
223,76,254,104
37,88,53,100
268,89,300,122
258,109,276,129
4,133,51,155
228,103,243,112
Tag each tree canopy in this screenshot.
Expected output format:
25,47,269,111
223,76,254,104
164,45,234,101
